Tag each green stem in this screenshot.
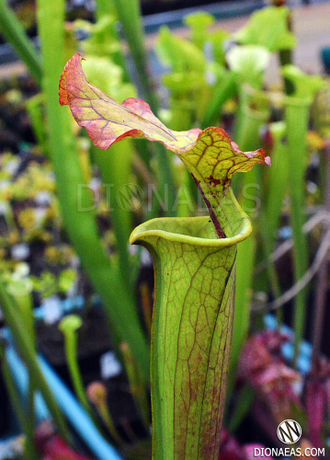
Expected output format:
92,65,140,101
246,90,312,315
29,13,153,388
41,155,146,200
311,146,330,365
0,350,39,460
112,0,158,113
0,279,69,441
0,0,42,85
121,342,150,431
26,373,37,459
278,7,294,95
36,0,150,381
26,94,49,157
201,72,237,129
7,279,38,452
87,382,125,445
150,143,177,219
260,128,289,323
92,141,133,285
228,95,270,394
234,92,269,151
227,384,255,433
285,100,310,362
280,50,294,95
227,235,255,402
259,212,282,322
264,127,289,248
64,330,92,416
94,0,116,20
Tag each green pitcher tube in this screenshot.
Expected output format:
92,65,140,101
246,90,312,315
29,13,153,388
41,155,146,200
130,190,252,460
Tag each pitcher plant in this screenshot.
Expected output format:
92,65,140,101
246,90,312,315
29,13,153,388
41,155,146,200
59,53,270,460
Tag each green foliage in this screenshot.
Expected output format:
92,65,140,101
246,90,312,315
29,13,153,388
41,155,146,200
283,65,325,361
59,314,94,416
235,6,296,52
157,26,206,73
82,56,136,102
0,0,42,85
0,0,327,458
184,11,215,49
282,64,324,102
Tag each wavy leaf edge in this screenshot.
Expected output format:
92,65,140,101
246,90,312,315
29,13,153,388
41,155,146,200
60,53,271,239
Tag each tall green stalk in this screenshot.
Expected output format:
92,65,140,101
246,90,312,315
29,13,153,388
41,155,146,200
7,279,38,457
0,278,69,441
264,122,289,248
260,122,288,322
94,0,116,21
92,141,133,285
111,0,177,216
36,0,150,380
0,345,39,460
59,315,93,416
201,72,237,129
282,65,324,361
0,0,42,85
111,0,158,113
285,100,311,359
229,85,270,388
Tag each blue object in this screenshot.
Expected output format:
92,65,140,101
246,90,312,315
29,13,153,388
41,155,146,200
278,226,292,240
3,331,124,460
321,46,330,73
38,356,123,460
34,295,85,320
5,344,50,421
265,314,312,374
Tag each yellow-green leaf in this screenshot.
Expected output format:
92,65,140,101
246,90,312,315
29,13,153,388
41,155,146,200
59,54,270,237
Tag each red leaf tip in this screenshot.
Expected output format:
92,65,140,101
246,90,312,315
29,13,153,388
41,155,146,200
59,53,85,106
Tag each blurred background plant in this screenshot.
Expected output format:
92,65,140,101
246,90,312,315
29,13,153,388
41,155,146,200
0,0,330,458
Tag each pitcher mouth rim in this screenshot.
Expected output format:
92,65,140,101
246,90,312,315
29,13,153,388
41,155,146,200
130,215,252,249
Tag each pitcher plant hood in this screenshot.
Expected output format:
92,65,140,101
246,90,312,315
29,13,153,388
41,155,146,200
59,53,270,238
